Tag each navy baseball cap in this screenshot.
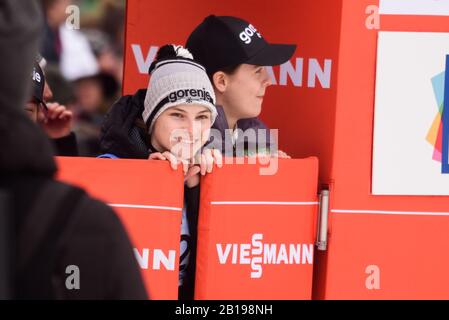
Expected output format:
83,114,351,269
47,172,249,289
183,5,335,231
31,62,48,110
186,15,296,77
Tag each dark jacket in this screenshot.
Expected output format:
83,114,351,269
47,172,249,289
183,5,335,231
52,132,79,156
0,1,147,300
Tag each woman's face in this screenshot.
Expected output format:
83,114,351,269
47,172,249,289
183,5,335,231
221,64,272,120
150,104,212,160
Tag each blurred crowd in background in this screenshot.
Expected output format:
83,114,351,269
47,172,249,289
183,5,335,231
40,0,125,156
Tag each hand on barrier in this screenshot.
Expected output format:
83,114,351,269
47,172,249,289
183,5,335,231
148,151,194,175
149,151,180,170
187,148,223,187
148,148,223,188
198,148,223,175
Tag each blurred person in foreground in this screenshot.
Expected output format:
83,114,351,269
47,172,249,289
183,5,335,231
0,0,147,299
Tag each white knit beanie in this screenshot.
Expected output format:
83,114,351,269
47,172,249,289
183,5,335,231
143,45,217,133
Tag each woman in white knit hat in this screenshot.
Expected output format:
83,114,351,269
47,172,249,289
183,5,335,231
99,44,221,299
143,45,222,184
101,44,222,183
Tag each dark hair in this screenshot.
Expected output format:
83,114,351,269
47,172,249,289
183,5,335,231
134,117,151,142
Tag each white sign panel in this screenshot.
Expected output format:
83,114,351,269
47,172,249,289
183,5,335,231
379,0,449,16
372,32,449,195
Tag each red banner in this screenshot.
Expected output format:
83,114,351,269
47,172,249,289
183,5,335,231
313,0,449,299
195,158,319,299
